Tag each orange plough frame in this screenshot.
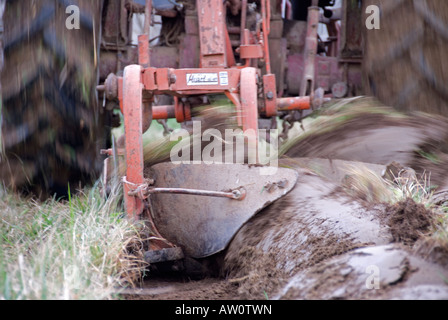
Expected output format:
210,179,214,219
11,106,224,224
110,0,314,220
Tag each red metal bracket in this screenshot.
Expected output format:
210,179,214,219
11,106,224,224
122,65,145,219
263,73,277,117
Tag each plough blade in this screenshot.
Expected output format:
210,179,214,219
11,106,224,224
147,163,299,258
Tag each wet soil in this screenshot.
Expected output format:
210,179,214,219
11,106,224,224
122,105,448,300
284,111,448,184
121,276,239,300
386,199,434,246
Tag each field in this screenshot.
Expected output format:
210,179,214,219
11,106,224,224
2,98,448,300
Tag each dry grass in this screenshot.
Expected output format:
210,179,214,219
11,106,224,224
279,96,407,156
340,163,448,254
341,163,436,207
341,164,395,204
0,181,147,300
0,99,238,300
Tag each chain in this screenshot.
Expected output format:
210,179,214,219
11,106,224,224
278,111,305,144
122,176,154,199
278,114,292,142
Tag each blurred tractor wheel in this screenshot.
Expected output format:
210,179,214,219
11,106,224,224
363,0,448,115
0,0,109,198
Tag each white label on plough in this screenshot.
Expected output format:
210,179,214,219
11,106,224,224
219,72,229,86
186,73,219,86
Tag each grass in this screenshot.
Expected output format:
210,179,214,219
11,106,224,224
341,164,435,206
0,98,238,300
341,164,397,204
432,201,448,247
278,96,408,156
280,96,448,250
2,95,448,299
0,181,147,300
338,155,448,254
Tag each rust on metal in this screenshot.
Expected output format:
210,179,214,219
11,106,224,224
300,6,320,98
138,34,150,68
174,96,185,123
197,0,227,68
261,0,271,74
263,73,277,117
240,67,259,154
240,0,248,45
122,65,145,219
239,44,264,59
152,105,175,119
276,96,311,111
144,0,152,35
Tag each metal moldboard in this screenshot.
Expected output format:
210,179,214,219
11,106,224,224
147,163,299,258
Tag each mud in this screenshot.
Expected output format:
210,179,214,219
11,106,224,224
121,276,239,300
219,167,448,300
284,113,448,174
276,244,448,300
386,199,434,246
221,170,391,299
125,166,448,300
123,104,448,300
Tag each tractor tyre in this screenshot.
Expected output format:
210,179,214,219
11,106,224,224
363,0,448,115
0,0,109,197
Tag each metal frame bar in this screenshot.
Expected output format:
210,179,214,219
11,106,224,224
114,0,315,221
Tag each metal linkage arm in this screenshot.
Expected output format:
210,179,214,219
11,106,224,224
128,186,247,201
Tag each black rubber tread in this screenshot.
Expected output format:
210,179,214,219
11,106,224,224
363,0,448,115
1,0,108,197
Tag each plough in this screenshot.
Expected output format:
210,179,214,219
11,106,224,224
98,0,327,264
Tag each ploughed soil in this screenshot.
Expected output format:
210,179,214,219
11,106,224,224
122,101,448,300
